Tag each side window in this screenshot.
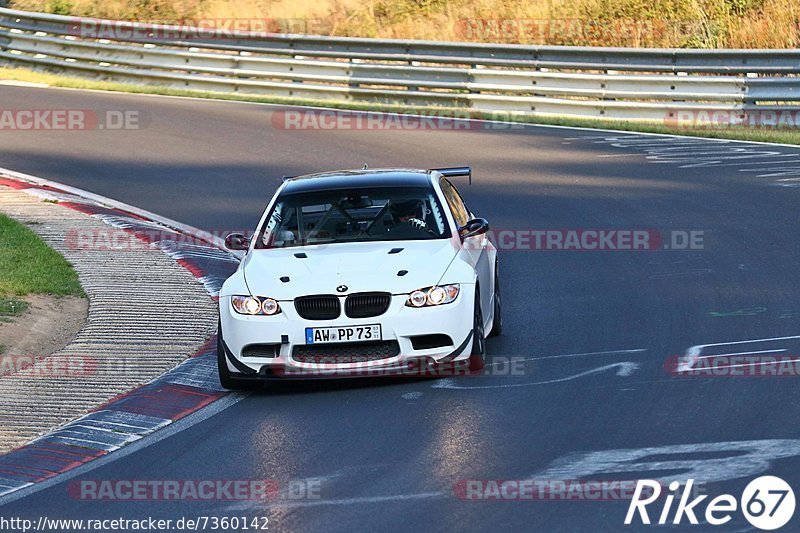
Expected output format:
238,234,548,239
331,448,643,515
440,178,470,227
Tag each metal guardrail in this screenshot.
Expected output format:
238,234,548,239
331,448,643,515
0,7,798,122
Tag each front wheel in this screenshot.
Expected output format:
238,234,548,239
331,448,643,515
468,288,486,371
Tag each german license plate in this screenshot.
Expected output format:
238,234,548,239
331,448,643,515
305,324,382,344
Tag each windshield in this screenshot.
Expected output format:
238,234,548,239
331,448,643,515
255,186,451,248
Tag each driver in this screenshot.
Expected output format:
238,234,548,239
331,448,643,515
388,199,428,232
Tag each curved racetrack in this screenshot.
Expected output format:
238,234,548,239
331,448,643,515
3,86,800,531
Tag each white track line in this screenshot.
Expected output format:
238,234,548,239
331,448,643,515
433,362,640,390
708,358,800,371
223,491,447,511
695,349,788,360
678,335,800,371
485,348,646,367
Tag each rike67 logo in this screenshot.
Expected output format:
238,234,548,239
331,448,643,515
626,476,795,530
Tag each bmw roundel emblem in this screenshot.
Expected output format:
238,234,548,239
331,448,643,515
336,285,348,293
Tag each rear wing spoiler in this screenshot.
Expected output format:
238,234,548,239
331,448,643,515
430,166,472,185
283,166,472,184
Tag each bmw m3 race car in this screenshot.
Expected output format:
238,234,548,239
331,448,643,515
217,167,500,388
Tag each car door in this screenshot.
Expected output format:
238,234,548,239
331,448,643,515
440,178,492,317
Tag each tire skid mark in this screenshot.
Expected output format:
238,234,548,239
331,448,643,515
567,133,800,186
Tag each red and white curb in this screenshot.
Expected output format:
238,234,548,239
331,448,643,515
0,170,240,498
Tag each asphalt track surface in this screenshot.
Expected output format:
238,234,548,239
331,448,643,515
3,86,800,532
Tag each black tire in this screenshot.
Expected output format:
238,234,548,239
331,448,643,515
468,287,486,371
488,262,503,337
217,322,256,390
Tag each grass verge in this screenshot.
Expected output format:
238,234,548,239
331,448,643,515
1,65,800,145
0,213,84,298
8,0,800,49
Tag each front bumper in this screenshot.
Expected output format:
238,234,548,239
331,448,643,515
219,290,475,379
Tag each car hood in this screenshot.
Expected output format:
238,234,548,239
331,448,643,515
242,240,458,300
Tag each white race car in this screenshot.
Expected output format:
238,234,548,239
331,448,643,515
217,167,500,388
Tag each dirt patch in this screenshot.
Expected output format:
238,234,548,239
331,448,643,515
0,295,88,375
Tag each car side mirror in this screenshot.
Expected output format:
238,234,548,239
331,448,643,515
459,218,489,240
224,232,251,251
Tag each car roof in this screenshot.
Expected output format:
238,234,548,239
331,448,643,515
280,169,435,194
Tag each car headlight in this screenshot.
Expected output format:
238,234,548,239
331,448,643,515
406,284,460,307
231,295,282,315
